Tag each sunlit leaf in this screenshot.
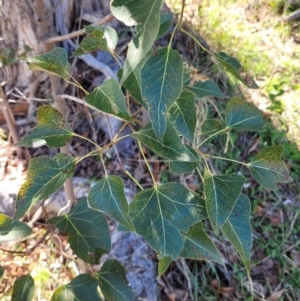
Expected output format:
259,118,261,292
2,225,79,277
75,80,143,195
88,175,134,231
201,119,226,135
185,79,226,98
97,259,135,301
141,47,183,142
51,274,101,301
169,91,196,142
0,214,32,242
157,13,173,39
72,25,118,57
204,172,246,234
213,52,258,89
85,79,132,122
48,197,110,264
131,122,199,162
248,146,293,190
20,47,70,79
180,222,223,263
222,194,252,271
12,274,35,301
225,97,267,131
129,183,207,260
158,256,172,277
16,105,74,148
14,155,76,220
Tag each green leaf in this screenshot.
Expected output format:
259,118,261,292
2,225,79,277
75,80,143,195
11,274,35,301
72,25,118,57
156,13,173,40
20,47,70,79
169,91,196,142
112,0,164,82
51,274,101,301
213,52,259,89
141,47,183,142
16,105,74,148
0,266,4,281
48,197,110,264
128,183,207,260
14,155,76,220
54,153,76,178
222,194,252,271
185,79,226,98
225,97,267,131
158,256,172,277
97,259,135,301
248,146,293,190
180,222,223,264
0,214,32,242
88,175,134,231
201,119,226,135
85,79,132,122
131,122,199,162
204,173,246,234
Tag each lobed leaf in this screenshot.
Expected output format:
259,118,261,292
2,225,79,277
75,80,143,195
213,52,258,89
204,172,246,234
14,155,76,220
131,122,199,162
0,214,32,242
185,79,226,98
96,259,135,301
180,222,223,264
51,274,101,301
16,105,74,148
72,25,118,57
141,47,183,142
169,91,196,142
158,256,172,277
248,146,293,190
128,183,207,260
225,97,267,131
85,79,132,122
20,47,70,79
11,274,35,301
48,197,111,264
222,194,252,271
88,175,134,231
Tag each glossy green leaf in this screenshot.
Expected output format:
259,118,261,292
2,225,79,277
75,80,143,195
141,47,183,142
88,175,134,231
85,79,132,122
97,259,135,301
131,122,199,162
169,91,196,142
180,222,223,263
128,183,207,260
222,194,252,271
225,97,267,131
248,146,293,190
48,197,110,264
20,47,70,79
51,274,101,301
156,13,173,40
16,105,74,148
158,256,172,277
112,0,164,82
185,79,226,98
204,172,246,234
14,155,76,220
0,266,4,281
201,119,226,136
0,214,32,242
213,52,258,89
72,25,118,57
12,274,35,301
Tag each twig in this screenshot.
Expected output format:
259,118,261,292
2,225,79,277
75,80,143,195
44,13,114,46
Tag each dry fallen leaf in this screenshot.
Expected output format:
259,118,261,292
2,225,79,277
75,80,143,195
267,289,285,301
